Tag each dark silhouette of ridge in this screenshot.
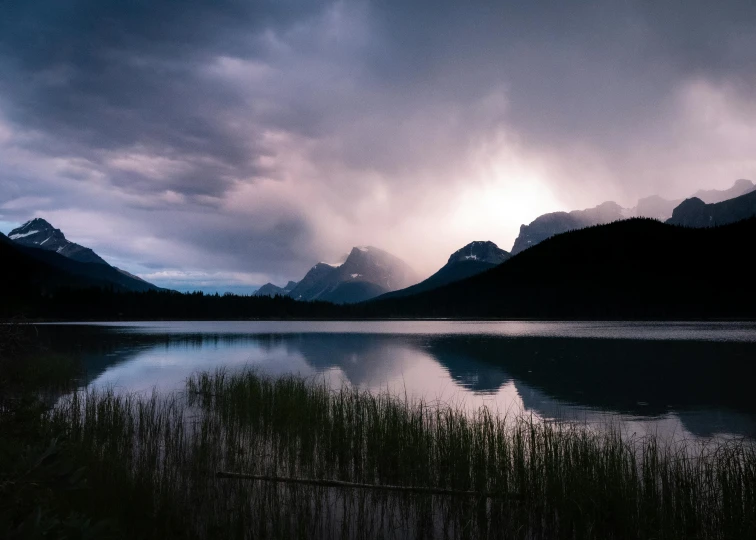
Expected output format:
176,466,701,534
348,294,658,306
5,218,756,320
366,218,756,319
0,237,160,294
378,241,510,300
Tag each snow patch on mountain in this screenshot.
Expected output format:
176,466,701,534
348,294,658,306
10,230,39,240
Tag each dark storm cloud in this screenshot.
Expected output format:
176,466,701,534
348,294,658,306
370,1,756,147
0,0,328,197
0,1,754,289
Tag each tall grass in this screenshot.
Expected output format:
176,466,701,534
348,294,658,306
46,369,755,539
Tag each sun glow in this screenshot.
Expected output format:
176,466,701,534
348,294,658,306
449,144,564,251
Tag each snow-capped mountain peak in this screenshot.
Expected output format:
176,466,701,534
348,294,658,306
8,218,109,265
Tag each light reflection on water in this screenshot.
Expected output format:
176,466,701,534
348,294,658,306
40,320,756,443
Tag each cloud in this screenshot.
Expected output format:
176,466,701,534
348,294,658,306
0,1,755,287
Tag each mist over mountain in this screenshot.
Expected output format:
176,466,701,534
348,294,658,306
511,202,627,255
510,179,754,255
377,241,510,300
287,246,419,304
692,179,755,205
634,196,683,221
667,189,756,227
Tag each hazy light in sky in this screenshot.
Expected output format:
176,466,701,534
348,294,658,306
0,1,755,291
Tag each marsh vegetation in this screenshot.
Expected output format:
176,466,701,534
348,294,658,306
14,368,752,539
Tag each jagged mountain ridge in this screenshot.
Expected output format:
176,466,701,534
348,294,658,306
510,179,754,255
9,218,109,265
666,189,756,228
288,246,419,304
377,241,510,300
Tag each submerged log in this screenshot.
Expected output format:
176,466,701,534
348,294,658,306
216,471,518,499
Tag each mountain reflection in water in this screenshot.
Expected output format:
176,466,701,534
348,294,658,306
36,321,756,441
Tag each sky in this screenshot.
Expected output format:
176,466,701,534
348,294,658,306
1,1,755,293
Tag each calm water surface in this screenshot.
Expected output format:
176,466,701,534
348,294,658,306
40,321,756,442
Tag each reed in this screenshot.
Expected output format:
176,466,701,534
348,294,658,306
43,369,755,539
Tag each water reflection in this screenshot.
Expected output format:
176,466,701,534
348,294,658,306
37,322,756,441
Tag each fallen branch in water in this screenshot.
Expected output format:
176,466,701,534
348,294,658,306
216,471,519,499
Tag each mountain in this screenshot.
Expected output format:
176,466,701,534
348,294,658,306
666,189,756,228
288,246,419,304
5,217,160,293
511,201,625,255
692,178,755,205
631,180,753,221
287,263,340,301
377,241,510,300
366,218,756,319
9,218,108,265
510,179,755,254
254,280,298,297
0,235,160,295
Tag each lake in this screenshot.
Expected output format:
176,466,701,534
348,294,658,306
38,320,756,442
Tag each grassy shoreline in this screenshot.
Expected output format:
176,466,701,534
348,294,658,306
21,369,751,539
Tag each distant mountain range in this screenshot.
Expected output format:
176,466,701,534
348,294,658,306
1,218,159,293
510,179,755,255
254,178,755,304
5,178,756,319
377,241,510,300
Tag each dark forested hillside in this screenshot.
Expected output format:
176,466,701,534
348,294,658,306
1,288,349,320
0,237,159,297
365,218,756,319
